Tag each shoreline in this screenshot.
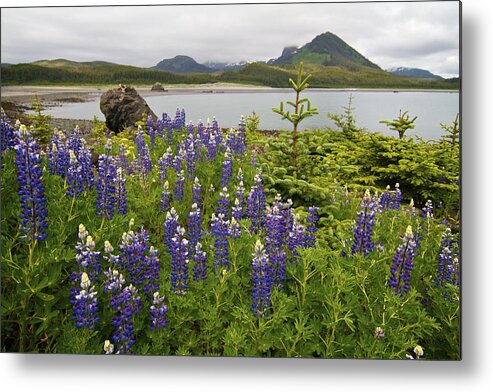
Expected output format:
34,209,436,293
1,84,459,105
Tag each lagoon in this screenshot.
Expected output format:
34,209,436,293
43,90,459,140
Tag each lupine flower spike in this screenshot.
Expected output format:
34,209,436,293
388,225,417,296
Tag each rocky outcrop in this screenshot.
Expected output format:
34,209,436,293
100,85,157,133
151,82,166,92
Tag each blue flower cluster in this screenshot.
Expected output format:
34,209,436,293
71,272,99,329
211,213,230,271
193,242,208,282
388,225,417,296
251,239,273,317
266,203,288,290
435,228,460,290
351,190,378,256
304,206,319,248
110,283,142,354
13,125,49,242
170,226,189,295
246,172,266,233
150,291,168,330
96,141,118,219
118,228,161,296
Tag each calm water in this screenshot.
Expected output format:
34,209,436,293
44,90,459,140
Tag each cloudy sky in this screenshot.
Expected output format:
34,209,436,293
1,1,460,77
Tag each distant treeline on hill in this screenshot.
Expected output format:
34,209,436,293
1,61,459,90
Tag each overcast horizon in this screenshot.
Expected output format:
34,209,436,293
1,1,460,78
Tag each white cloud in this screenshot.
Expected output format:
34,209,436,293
0,1,460,77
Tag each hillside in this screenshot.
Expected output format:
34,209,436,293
269,32,380,70
152,55,214,74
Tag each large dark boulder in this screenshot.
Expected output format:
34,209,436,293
100,84,157,133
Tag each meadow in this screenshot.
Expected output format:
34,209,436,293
0,79,460,359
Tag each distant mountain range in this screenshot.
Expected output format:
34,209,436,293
1,30,459,89
387,67,443,79
151,55,249,73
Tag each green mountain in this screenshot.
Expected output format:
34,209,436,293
268,32,380,70
152,55,213,74
1,60,212,85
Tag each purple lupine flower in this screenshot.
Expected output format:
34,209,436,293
388,226,417,296
187,121,195,136
103,268,125,294
237,115,247,155
134,126,152,180
391,183,402,210
192,177,202,210
228,216,241,238
118,143,132,175
67,149,84,197
170,226,189,295
79,140,95,189
146,115,156,148
379,185,392,212
250,153,257,167
211,213,230,271
192,242,207,281
281,198,294,234
174,170,185,202
225,128,236,154
155,118,165,139
96,141,118,220
188,202,202,251
206,134,218,162
118,228,160,296
13,125,48,242
221,147,233,188
164,208,179,250
266,204,287,290
246,172,267,233
158,147,173,184
0,113,15,154
232,198,243,222
351,190,378,256
160,180,171,212
150,291,168,330
162,113,173,144
235,169,245,217
304,206,319,248
185,136,196,179
435,228,460,289
173,147,185,172
216,187,230,216
251,239,273,317
115,167,127,216
48,130,70,176
110,284,142,354
75,224,102,281
288,213,305,260
422,200,433,219
71,272,99,329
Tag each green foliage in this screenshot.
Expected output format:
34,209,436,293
327,94,365,136
380,110,418,139
1,101,459,358
27,96,52,145
272,62,319,166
